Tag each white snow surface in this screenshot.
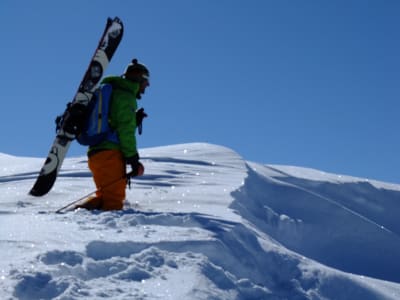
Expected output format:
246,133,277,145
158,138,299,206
1,143,400,299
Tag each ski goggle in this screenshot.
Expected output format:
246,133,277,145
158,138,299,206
141,74,150,85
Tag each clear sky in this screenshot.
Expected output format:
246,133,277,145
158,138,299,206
1,1,400,183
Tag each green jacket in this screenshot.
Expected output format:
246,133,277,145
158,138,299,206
89,76,139,159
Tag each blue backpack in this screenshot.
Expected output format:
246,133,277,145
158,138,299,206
77,84,119,146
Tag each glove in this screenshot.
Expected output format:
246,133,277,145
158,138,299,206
136,108,148,135
125,153,144,177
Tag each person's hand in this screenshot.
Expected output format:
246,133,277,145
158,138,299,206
126,153,144,177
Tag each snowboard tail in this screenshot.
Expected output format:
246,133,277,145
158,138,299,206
30,17,123,197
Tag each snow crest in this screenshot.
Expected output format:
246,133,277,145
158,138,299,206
1,143,400,299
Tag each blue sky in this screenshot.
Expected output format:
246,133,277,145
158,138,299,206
1,1,400,183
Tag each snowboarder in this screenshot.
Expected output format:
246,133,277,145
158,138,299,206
76,58,149,210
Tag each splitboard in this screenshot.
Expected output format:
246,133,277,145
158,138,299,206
29,17,124,197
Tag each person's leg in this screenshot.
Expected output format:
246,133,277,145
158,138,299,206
87,150,126,210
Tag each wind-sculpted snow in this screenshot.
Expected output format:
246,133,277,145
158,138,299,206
1,143,400,299
231,163,400,283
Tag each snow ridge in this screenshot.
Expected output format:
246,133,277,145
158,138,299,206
1,143,400,299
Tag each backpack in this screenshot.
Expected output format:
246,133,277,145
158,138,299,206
76,83,119,146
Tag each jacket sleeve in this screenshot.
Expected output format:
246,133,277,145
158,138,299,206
111,89,138,158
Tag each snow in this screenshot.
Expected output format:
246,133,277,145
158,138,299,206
1,142,400,299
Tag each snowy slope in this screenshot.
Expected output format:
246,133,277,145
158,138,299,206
1,143,400,300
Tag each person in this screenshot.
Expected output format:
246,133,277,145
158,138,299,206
77,58,150,211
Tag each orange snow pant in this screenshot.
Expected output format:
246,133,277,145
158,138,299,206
82,149,127,210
